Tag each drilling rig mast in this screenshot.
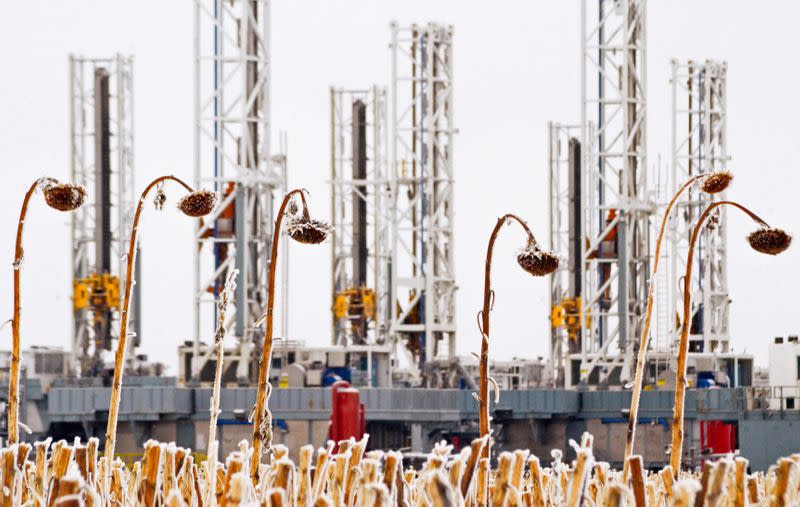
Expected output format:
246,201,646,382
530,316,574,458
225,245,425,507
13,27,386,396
669,60,730,354
330,86,391,347
573,0,652,387
548,123,582,387
69,54,136,378
389,22,456,379
190,0,285,384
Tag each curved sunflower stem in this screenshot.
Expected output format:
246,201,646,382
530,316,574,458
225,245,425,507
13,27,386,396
8,180,43,445
103,175,195,496
250,188,306,486
478,213,537,505
9,177,86,445
623,173,708,480
670,200,768,477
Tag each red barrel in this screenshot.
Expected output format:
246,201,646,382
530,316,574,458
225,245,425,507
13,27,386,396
701,420,736,454
329,380,365,445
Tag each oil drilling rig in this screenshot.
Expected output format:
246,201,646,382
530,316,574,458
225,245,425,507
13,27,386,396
69,54,138,378
549,0,750,390
388,23,457,377
183,0,287,385
549,0,652,388
329,86,391,349
328,23,457,385
668,59,732,357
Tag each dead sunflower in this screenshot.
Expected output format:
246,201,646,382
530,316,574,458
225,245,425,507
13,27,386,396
177,189,218,217
43,183,87,212
517,242,560,276
747,227,792,255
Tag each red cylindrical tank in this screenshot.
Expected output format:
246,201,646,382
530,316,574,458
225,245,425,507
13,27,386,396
703,420,736,454
329,380,364,445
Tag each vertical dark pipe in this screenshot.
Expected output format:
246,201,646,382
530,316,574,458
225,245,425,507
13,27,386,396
568,138,582,300
351,100,368,342
94,68,112,351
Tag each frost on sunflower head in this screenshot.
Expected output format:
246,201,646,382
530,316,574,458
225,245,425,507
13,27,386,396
286,213,333,245
41,180,87,212
516,241,560,276
747,227,792,256
700,170,733,194
177,189,218,217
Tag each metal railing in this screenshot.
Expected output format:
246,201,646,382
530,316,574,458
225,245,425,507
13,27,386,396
743,386,800,411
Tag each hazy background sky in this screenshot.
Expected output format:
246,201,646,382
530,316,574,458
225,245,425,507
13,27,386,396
0,1,798,374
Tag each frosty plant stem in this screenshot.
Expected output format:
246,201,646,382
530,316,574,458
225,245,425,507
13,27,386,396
208,269,238,453
9,178,86,444
206,267,237,506
623,171,732,480
670,200,790,477
104,175,215,489
477,214,558,504
250,189,331,485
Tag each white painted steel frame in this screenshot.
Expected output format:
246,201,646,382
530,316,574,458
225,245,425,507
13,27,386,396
69,54,135,376
330,86,391,347
547,122,581,386
192,0,284,382
389,22,457,374
669,59,730,354
575,0,652,386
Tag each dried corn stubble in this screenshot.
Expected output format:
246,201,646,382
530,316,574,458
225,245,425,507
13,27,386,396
5,429,800,506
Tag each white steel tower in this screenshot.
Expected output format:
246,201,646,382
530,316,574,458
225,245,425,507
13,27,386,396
669,60,730,354
330,87,392,347
69,54,136,377
573,0,652,387
389,22,456,374
547,123,582,387
191,0,284,383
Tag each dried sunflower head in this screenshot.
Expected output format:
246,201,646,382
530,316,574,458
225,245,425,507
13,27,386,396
286,215,333,245
700,170,733,194
747,227,792,255
177,189,218,217
43,183,87,212
517,241,560,276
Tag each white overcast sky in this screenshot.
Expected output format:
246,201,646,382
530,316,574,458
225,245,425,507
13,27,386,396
0,1,798,374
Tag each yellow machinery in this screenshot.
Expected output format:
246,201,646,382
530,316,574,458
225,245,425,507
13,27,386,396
333,287,376,321
333,286,377,345
73,273,120,313
550,296,590,344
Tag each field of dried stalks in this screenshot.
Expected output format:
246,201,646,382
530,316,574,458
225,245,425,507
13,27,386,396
0,430,795,506
4,176,795,506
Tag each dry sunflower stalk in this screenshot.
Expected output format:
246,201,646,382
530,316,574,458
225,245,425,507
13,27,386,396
103,176,217,499
250,189,332,484
8,177,86,447
623,169,734,480
669,200,791,477
476,213,559,505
